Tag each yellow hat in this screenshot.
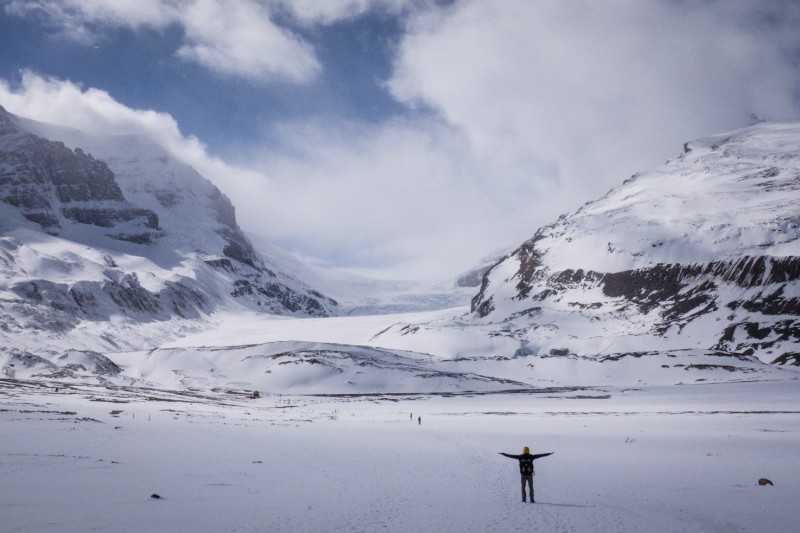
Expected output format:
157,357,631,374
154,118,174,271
523,446,530,454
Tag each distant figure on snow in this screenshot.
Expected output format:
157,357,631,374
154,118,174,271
418,416,421,425
499,447,553,503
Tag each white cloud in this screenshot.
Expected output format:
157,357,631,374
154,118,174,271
47,0,178,27
176,0,320,83
4,0,180,44
238,117,518,279
389,0,800,205
4,0,321,83
0,70,202,157
277,0,418,25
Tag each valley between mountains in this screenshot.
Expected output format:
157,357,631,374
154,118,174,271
2,108,799,533
2,107,798,393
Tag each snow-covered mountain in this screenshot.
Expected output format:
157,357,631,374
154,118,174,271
4,110,798,391
375,122,800,371
0,105,336,352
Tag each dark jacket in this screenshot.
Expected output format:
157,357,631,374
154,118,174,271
500,452,553,476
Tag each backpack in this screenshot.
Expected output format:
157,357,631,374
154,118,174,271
520,458,534,476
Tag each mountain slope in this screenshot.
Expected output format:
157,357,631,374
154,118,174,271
0,106,336,352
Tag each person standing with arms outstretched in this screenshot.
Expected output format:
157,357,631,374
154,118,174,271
499,447,553,503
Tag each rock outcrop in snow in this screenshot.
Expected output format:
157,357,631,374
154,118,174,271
0,107,159,241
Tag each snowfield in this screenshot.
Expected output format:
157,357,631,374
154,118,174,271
2,378,799,532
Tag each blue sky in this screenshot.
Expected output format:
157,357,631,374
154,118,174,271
1,1,800,281
0,2,406,153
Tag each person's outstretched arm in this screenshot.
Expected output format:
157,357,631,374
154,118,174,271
531,452,554,460
499,452,521,459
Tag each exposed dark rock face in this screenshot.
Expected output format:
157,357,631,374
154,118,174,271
51,147,124,202
772,352,800,365
207,187,261,267
715,319,800,362
10,274,211,323
472,250,800,365
598,258,800,347
514,237,547,298
202,190,333,316
210,187,238,229
0,105,159,241
1,349,122,379
219,227,259,269
230,277,335,317
61,206,159,229
471,234,548,315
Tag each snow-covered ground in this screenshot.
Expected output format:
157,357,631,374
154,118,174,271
7,307,793,394
2,378,798,532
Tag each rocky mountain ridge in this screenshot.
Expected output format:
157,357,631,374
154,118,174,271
0,109,159,241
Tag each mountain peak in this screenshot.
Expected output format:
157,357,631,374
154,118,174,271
0,109,160,240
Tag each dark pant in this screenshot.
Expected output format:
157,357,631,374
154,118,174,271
521,475,533,501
